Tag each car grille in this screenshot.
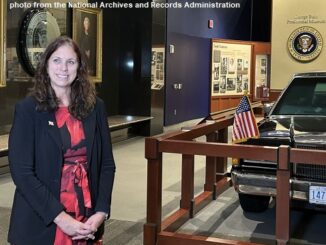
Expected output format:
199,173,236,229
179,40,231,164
294,144,326,181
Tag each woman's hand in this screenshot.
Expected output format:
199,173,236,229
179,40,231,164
54,211,96,238
71,212,107,241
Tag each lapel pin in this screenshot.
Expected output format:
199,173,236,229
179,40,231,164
48,121,54,126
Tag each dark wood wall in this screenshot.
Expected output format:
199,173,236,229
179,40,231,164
90,1,152,120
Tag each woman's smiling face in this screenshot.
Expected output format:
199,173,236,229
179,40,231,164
47,44,79,91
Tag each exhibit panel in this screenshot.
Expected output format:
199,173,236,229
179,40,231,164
151,46,165,91
210,39,253,114
254,54,269,99
252,42,271,101
210,39,270,112
210,40,252,97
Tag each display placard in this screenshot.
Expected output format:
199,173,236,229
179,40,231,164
151,46,165,90
254,54,270,99
211,41,252,96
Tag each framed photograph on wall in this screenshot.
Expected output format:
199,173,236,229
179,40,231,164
73,8,102,82
0,0,6,87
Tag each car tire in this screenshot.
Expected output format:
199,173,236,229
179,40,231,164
238,193,270,212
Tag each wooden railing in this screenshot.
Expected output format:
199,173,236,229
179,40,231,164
276,147,326,245
144,108,326,245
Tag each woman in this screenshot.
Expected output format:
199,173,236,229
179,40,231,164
8,36,116,245
80,16,95,76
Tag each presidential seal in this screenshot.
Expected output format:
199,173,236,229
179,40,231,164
18,9,61,76
287,26,323,62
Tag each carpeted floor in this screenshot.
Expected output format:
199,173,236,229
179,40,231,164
0,207,10,244
104,219,143,245
0,208,144,245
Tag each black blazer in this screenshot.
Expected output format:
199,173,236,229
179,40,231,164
8,96,116,245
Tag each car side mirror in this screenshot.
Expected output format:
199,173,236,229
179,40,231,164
263,102,274,117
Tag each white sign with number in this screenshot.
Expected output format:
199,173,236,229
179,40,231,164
309,186,326,205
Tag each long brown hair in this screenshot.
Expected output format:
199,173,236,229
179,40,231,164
30,36,96,120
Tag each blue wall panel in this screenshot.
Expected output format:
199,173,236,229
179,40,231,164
165,33,210,125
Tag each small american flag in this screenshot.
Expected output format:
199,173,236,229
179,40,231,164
232,96,259,143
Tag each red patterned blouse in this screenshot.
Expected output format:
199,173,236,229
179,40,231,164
54,107,91,245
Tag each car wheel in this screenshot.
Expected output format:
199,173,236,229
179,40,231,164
238,193,270,212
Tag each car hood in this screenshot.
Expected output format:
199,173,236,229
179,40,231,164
259,116,326,143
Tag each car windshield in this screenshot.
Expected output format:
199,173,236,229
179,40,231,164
272,77,326,116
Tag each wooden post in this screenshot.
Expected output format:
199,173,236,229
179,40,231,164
144,137,163,245
180,154,195,218
205,132,217,197
276,145,290,245
216,128,228,182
